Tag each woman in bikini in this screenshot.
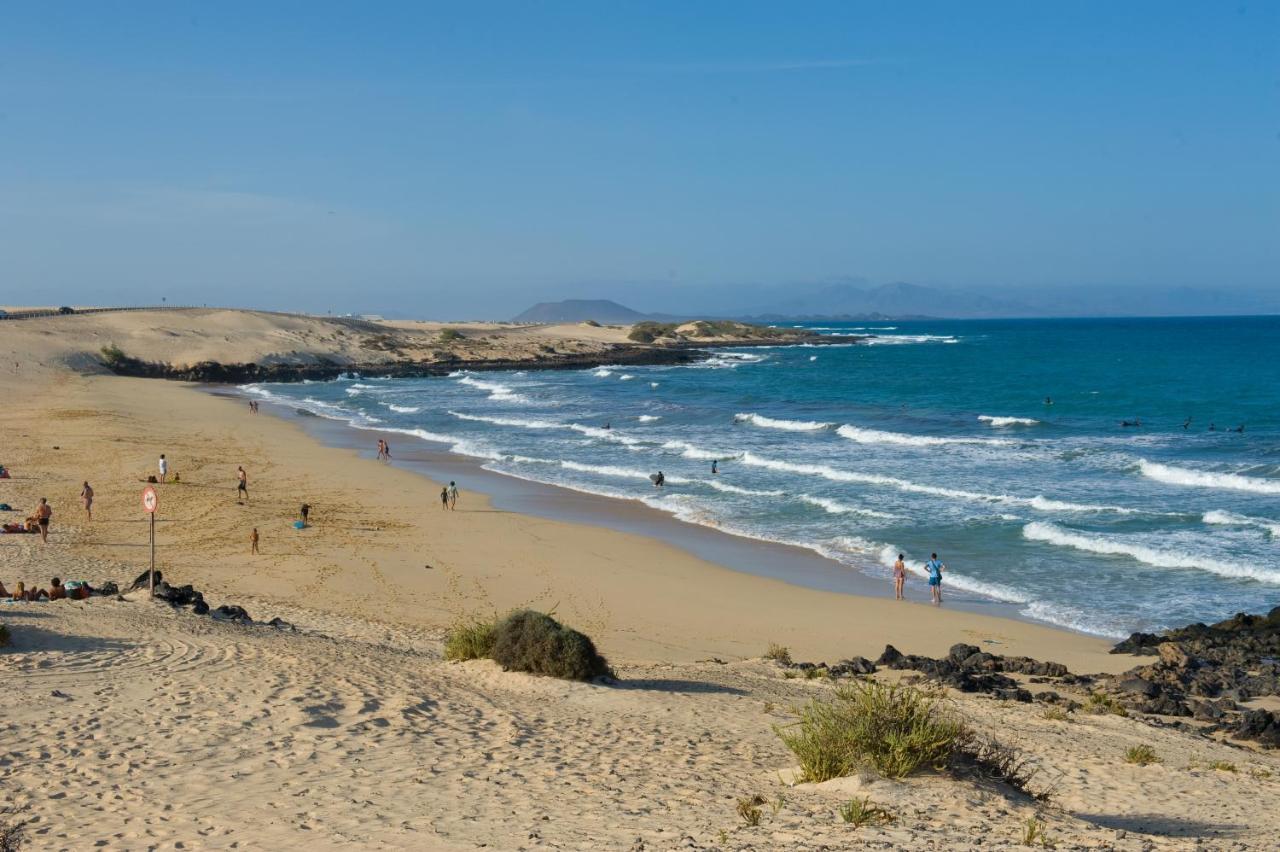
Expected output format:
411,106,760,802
893,553,906,600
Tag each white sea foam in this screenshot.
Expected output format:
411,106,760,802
695,352,767,369
619,374,635,381
836,424,1011,447
798,495,896,520
809,355,818,361
1139,459,1280,495
559,460,689,483
702,480,785,497
1020,601,1131,639
385,403,421,413
661,440,732,460
735,412,833,431
737,452,1136,515
649,382,660,388
864,334,957,346
1203,510,1280,538
825,539,1031,603
455,374,526,403
978,415,1040,427
1022,522,1280,584
448,410,643,446
637,415,661,422
592,369,613,377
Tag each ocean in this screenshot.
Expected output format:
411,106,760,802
244,316,1280,639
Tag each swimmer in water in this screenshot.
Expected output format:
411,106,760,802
711,460,718,475
1182,417,1192,430
1045,396,1053,405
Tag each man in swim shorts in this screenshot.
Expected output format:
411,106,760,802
237,466,249,501
34,498,52,544
924,553,945,604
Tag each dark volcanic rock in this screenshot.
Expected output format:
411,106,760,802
211,604,252,623
876,645,905,667
1235,709,1280,748
1118,677,1160,698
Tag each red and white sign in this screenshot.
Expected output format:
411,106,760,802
142,486,159,514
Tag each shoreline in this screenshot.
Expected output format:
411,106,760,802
225,383,1038,629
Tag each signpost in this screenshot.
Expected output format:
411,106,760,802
142,486,158,597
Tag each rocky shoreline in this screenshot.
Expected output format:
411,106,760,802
97,335,862,384
774,606,1280,750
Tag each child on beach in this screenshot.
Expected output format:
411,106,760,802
893,553,906,600
440,487,449,510
250,527,259,554
924,553,946,605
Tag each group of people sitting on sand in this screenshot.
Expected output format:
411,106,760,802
2,577,94,602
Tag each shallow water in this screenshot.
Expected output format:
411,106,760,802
246,316,1280,638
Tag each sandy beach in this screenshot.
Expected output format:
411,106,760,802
4,309,1279,850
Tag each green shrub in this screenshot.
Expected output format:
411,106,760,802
1039,706,1071,722
775,681,969,781
488,609,611,681
1124,744,1160,766
1084,692,1128,717
627,321,677,343
439,328,465,342
100,343,127,365
444,618,497,661
1208,760,1237,773
838,797,895,828
763,642,792,665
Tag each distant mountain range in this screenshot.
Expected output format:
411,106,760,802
513,281,1280,324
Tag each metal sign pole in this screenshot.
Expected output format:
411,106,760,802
149,512,156,598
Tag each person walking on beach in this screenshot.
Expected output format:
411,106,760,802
80,482,94,521
34,498,52,544
893,553,906,600
447,481,459,510
250,527,259,554
376,439,386,461
924,553,946,605
236,466,249,502
300,503,310,526
383,441,391,462
440,486,449,510
158,453,168,483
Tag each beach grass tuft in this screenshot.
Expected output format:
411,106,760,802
443,617,498,662
763,642,792,665
736,794,765,827
1124,744,1161,766
1020,816,1055,848
488,609,612,681
1083,692,1128,717
1039,706,1071,722
99,343,127,366
1208,760,1237,773
838,797,895,828
775,681,968,781
438,328,465,342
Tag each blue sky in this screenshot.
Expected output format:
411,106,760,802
1,2,1276,317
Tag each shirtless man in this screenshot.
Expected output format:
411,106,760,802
236,466,249,501
34,498,52,544
80,481,94,521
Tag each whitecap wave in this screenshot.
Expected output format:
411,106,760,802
836,424,1011,447
702,480,785,497
864,334,957,346
637,415,661,422
619,374,635,381
798,495,896,520
455,374,526,403
1022,522,1280,584
1203,510,1280,538
735,412,833,431
661,440,733,460
385,403,421,413
978,415,1040,427
1139,460,1280,495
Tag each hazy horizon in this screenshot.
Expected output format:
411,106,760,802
1,2,1276,319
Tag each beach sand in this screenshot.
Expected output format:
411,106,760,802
4,310,1279,849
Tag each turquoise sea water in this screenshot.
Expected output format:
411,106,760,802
247,316,1280,638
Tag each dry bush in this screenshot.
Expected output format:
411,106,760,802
489,610,611,681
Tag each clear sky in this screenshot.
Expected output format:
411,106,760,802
1,1,1276,318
